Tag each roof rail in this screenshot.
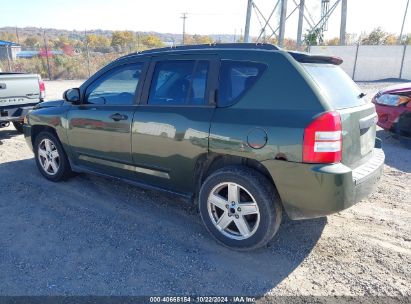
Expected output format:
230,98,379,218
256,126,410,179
118,43,280,59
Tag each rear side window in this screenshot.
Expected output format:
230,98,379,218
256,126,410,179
218,61,266,107
302,63,365,109
148,60,209,106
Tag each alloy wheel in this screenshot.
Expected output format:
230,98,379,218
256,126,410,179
38,138,60,176
207,182,260,240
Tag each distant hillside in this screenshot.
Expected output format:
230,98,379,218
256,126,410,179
0,26,238,44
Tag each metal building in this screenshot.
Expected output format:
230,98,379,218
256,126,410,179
0,40,21,61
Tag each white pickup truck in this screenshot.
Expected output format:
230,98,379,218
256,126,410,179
0,72,45,132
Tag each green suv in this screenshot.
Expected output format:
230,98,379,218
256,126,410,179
23,44,385,250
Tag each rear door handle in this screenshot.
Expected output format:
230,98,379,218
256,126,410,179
110,113,128,121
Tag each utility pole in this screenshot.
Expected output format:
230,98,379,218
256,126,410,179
296,0,305,50
42,29,52,80
181,13,188,45
15,26,20,45
5,46,12,72
84,29,91,77
244,0,253,43
399,0,410,44
137,32,141,51
278,0,287,47
340,0,347,45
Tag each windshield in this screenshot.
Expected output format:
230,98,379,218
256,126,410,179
302,63,366,109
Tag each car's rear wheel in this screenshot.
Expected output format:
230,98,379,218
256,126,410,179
12,121,24,133
199,166,282,250
34,131,72,181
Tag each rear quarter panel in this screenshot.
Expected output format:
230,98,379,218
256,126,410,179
209,51,325,163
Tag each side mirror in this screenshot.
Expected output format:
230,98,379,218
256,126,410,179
63,88,80,103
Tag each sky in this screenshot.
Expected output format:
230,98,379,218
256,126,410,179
1,0,410,40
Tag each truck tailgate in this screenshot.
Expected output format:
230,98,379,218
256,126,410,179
0,73,40,107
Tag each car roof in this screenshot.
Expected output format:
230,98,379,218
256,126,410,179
117,43,280,59
115,43,343,66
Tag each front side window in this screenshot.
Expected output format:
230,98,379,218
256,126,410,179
218,61,266,107
148,60,209,105
86,63,143,105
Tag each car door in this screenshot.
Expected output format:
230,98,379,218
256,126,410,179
66,60,147,178
131,55,219,194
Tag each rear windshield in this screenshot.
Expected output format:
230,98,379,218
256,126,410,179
302,63,365,109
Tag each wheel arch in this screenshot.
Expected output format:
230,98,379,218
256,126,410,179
194,154,278,198
31,125,60,147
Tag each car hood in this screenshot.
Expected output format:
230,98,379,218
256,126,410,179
34,100,65,109
378,82,411,95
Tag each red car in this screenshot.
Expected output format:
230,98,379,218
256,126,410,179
372,83,411,138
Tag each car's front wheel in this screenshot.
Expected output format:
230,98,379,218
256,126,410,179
34,131,72,181
199,166,282,250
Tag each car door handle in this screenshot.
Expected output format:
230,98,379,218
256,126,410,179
110,113,128,121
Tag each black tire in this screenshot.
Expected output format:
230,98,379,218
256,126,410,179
199,166,282,251
12,121,24,133
33,131,72,182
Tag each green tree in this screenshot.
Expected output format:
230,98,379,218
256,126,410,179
384,34,397,45
326,37,339,46
303,28,323,47
111,31,135,51
50,35,71,49
87,34,111,52
24,36,41,48
191,34,213,44
0,32,17,43
141,35,164,49
361,27,387,45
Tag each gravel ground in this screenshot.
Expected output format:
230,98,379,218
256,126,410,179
0,80,409,300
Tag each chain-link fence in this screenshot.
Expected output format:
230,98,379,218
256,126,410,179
0,31,170,79
1,47,131,80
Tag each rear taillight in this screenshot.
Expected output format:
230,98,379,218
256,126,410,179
39,78,46,100
303,111,342,164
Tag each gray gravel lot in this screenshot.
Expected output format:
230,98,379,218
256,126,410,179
0,80,409,298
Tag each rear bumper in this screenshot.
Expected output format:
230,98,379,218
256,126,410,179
0,104,36,123
374,103,409,130
262,147,385,220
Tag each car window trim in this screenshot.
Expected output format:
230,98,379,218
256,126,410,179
139,57,219,108
82,61,149,106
